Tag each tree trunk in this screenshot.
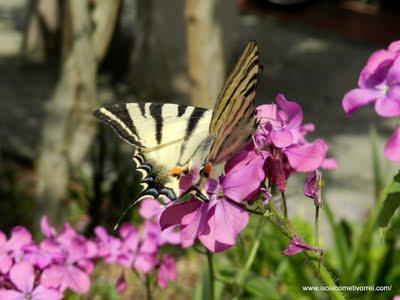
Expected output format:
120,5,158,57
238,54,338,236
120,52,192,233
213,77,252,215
35,0,120,226
184,0,225,108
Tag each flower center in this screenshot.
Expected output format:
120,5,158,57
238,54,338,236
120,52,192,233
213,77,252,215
378,83,389,95
25,293,32,300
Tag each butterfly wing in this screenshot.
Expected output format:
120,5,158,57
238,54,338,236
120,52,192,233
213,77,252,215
93,102,213,200
206,41,260,165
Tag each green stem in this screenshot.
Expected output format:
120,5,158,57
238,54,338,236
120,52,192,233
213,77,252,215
256,202,346,300
281,191,288,218
315,206,320,247
206,249,215,300
234,217,265,300
303,252,344,300
145,274,153,300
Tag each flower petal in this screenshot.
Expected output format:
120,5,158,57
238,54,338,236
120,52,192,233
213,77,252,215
0,289,23,300
118,223,137,240
32,285,62,300
275,93,303,128
6,227,32,252
139,199,162,220
199,199,248,252
270,128,294,148
63,265,91,293
157,256,177,288
0,253,13,274
387,57,400,86
222,156,265,202
41,265,64,290
342,88,382,115
256,104,280,128
10,261,35,293
358,49,396,88
321,157,338,170
285,140,328,172
304,170,322,206
116,273,127,293
133,253,157,273
40,216,56,239
375,94,400,117
180,201,210,248
384,127,400,162
160,199,201,230
283,236,321,256
388,40,400,53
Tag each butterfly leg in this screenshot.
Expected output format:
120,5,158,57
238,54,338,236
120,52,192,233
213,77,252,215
179,185,208,202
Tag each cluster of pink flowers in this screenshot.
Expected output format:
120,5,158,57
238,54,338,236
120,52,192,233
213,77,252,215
343,40,400,161
0,199,179,299
160,94,336,253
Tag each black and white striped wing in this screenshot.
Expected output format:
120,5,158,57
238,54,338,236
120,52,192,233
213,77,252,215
207,41,260,165
93,103,213,200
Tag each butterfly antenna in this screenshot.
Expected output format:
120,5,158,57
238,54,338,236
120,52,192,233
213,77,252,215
113,199,141,231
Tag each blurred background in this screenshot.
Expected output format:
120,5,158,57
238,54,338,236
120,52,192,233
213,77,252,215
1,0,400,299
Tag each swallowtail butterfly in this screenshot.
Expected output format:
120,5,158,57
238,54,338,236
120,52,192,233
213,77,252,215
93,41,261,203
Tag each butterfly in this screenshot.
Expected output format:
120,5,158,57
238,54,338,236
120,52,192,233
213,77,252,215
93,41,261,203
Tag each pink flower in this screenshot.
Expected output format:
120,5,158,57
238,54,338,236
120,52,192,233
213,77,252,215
139,199,163,220
40,216,57,239
384,127,400,162
157,255,177,288
95,226,131,267
24,240,64,269
160,163,257,252
0,262,61,300
343,40,400,117
256,93,303,148
283,236,321,256
116,273,127,293
41,224,94,294
0,231,13,274
304,170,322,207
0,226,33,274
228,94,331,192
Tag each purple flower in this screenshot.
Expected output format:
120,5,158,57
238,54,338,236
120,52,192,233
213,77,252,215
41,223,94,294
343,40,400,117
95,226,131,267
384,127,400,162
0,231,13,274
283,236,321,256
24,240,64,269
228,94,331,192
304,170,322,207
0,226,33,274
40,216,57,239
256,93,303,148
0,262,62,300
157,255,177,288
140,199,163,220
116,273,127,293
160,162,259,252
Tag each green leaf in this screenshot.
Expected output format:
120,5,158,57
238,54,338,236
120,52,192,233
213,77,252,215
377,170,400,228
244,277,280,299
370,126,384,201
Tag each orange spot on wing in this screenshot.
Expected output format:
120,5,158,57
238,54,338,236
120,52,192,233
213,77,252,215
202,163,213,177
168,166,186,176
